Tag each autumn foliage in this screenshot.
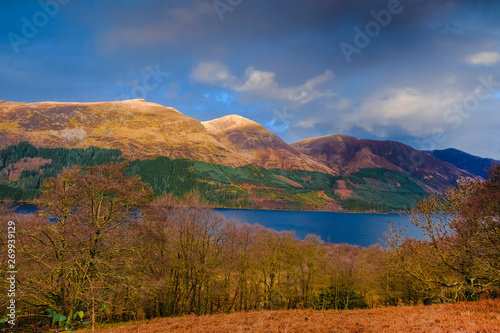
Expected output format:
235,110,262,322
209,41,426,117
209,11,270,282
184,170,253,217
1,164,500,331
388,164,500,303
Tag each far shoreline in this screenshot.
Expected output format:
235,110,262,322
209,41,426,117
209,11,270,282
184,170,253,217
8,201,409,215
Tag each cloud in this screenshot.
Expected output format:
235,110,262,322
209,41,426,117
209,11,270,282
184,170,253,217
191,62,335,104
191,61,235,86
331,98,351,110
3,0,500,158
98,2,214,51
466,52,500,65
236,68,336,104
343,87,461,137
295,119,319,129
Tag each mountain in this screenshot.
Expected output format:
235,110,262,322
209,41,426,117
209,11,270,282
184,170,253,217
292,135,474,191
0,99,481,203
0,142,428,212
0,100,330,173
202,115,337,175
428,148,499,179
0,99,240,163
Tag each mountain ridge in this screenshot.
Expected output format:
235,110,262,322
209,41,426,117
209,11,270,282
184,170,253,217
428,148,499,179
0,100,335,174
202,115,337,175
292,135,475,190
0,99,483,194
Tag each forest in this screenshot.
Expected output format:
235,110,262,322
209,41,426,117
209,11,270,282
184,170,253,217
0,162,499,331
0,142,427,212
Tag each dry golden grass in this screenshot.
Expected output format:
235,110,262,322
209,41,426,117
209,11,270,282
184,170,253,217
82,299,500,333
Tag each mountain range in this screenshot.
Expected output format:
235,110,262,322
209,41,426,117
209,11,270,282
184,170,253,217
427,148,499,179
0,99,496,212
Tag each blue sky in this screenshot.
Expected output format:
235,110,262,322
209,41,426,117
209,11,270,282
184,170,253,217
2,0,500,159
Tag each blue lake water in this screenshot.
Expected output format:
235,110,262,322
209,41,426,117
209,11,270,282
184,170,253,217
215,209,421,247
15,205,421,247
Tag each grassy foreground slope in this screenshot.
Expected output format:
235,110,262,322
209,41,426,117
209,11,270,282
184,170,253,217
82,299,500,333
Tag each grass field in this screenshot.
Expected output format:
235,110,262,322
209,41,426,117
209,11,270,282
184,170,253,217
82,299,500,333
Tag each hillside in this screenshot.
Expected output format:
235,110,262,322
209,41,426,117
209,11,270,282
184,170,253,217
0,142,428,212
428,148,499,179
0,99,246,164
80,299,500,333
0,99,489,211
0,100,333,173
203,115,336,174
292,135,474,191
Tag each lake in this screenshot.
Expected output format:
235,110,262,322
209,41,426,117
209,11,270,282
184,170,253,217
215,209,421,247
15,205,421,247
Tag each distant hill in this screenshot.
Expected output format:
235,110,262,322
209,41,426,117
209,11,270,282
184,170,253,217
427,148,499,179
292,135,474,191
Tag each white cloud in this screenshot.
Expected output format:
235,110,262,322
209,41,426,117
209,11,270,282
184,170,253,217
331,98,351,110
191,61,235,85
191,62,336,104
466,52,500,65
235,68,335,104
343,87,461,137
236,68,276,92
296,119,319,129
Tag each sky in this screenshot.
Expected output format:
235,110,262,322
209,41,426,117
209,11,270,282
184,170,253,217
2,0,500,159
